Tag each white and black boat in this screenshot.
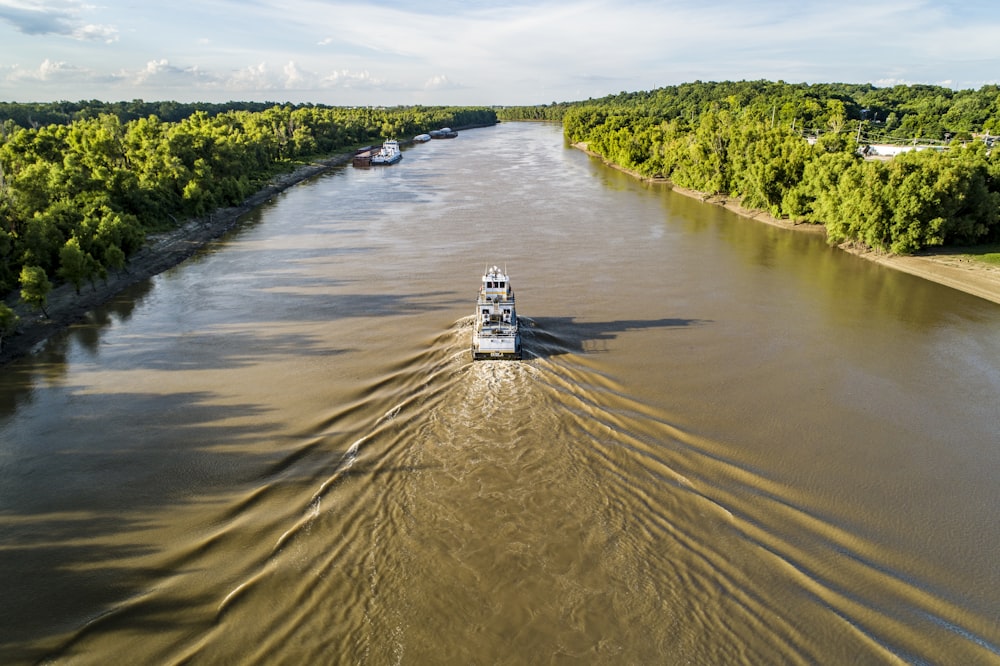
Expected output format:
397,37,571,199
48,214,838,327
370,139,402,165
472,265,521,360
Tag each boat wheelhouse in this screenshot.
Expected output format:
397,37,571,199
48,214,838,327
472,265,521,360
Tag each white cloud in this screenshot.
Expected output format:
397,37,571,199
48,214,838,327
6,57,86,81
228,62,277,90
1,1,998,104
283,60,306,88
318,68,384,90
423,74,463,91
74,22,118,43
0,0,117,41
129,58,209,87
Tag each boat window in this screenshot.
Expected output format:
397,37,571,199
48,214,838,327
498,282,505,288
486,281,494,288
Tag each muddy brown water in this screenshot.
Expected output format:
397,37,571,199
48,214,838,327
2,122,999,664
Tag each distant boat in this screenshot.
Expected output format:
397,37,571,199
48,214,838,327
472,265,521,360
429,128,458,139
414,133,431,142
369,139,402,165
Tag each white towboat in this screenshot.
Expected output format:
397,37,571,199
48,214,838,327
370,139,402,165
472,265,521,360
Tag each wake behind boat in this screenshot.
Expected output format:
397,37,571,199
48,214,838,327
472,265,522,360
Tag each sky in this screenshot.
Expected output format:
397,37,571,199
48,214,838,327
0,0,998,106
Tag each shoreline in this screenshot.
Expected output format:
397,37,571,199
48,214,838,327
0,122,500,367
0,152,354,367
3,134,998,366
572,142,1000,306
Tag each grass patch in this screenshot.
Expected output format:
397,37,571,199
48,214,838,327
953,244,1000,265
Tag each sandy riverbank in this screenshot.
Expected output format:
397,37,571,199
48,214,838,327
0,152,353,366
573,142,1000,306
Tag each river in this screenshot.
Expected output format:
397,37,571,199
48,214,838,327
2,121,999,665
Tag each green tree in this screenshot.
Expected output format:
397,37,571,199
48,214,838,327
0,301,17,351
0,226,15,293
58,237,92,294
19,264,51,317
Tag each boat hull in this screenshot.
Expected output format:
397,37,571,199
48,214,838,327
472,350,522,360
472,327,521,360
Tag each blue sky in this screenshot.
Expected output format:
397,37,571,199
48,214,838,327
0,0,998,105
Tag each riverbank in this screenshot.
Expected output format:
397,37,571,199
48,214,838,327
4,136,998,367
0,122,503,367
0,152,354,366
573,142,1000,306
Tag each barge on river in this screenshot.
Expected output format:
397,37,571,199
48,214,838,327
354,139,402,166
370,139,402,165
472,265,522,360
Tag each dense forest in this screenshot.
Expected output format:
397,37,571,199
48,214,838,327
499,81,1000,255
0,100,284,129
0,103,496,336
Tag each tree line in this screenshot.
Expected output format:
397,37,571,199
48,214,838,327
0,103,496,339
0,99,283,129
499,80,1000,254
